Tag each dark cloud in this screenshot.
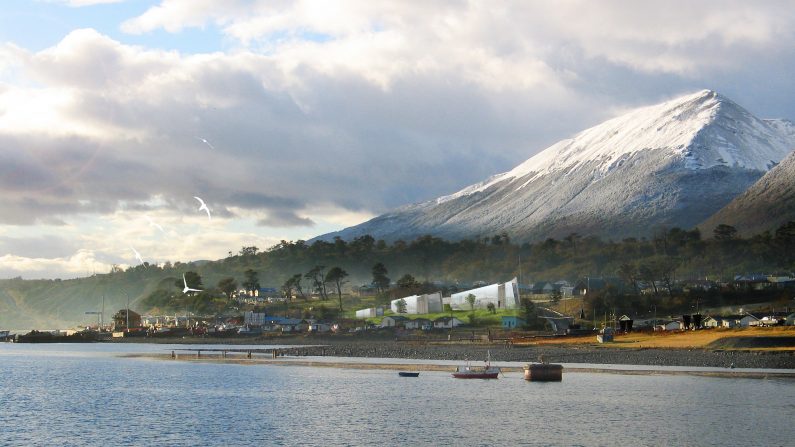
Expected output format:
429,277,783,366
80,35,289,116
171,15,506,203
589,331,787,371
257,211,315,227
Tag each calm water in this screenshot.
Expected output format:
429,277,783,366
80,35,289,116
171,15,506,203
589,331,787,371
1,344,794,446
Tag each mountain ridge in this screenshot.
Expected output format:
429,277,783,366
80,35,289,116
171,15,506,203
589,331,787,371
317,90,795,243
700,149,795,236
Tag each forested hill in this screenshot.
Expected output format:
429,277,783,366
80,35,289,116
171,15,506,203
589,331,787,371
2,224,795,329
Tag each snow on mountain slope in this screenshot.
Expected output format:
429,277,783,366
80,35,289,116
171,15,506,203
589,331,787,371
700,149,795,236
318,90,795,243
438,90,788,204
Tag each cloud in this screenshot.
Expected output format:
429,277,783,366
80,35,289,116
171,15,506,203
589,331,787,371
3,2,795,278
0,249,108,278
0,235,79,258
0,27,590,229
257,210,315,228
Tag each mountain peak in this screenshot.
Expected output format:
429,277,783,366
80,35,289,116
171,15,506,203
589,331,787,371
319,91,795,244
437,90,789,205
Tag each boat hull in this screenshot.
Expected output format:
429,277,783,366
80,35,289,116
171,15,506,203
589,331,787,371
398,372,420,377
451,372,499,379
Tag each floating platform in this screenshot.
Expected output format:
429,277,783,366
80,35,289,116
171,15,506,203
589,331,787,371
398,372,420,377
523,363,563,381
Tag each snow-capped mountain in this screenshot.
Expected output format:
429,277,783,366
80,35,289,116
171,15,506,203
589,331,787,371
700,146,795,236
318,90,795,243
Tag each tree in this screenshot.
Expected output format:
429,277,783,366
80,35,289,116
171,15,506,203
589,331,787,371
520,297,543,330
281,277,295,301
618,263,640,296
325,266,349,311
305,265,328,300
242,269,260,295
465,293,477,311
564,232,581,253
713,224,738,241
395,298,407,314
486,302,496,314
217,277,238,301
371,262,390,293
396,273,419,290
238,246,259,256
288,273,306,300
550,289,562,304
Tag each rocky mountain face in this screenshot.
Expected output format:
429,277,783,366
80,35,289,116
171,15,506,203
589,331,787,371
318,90,795,243
700,147,795,236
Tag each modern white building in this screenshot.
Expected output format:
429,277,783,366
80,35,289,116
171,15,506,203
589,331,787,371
355,307,385,319
390,292,443,314
356,308,376,319
450,278,520,310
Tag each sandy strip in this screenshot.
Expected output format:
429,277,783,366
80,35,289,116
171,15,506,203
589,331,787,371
122,352,795,380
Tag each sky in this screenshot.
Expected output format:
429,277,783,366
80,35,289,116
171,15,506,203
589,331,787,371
1,0,795,279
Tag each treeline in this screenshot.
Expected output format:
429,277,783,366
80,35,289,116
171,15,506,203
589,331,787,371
121,221,795,315
240,222,795,285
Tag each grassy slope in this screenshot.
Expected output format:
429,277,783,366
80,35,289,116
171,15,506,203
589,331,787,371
514,326,795,351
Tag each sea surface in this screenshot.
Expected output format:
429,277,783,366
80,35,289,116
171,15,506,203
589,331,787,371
1,343,794,446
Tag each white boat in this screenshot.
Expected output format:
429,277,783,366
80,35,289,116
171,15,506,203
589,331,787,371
452,350,500,379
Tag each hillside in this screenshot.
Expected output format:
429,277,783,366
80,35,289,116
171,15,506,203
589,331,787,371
700,148,795,236
317,90,795,243
3,228,795,329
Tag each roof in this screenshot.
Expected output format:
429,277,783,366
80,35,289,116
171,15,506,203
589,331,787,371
433,317,461,323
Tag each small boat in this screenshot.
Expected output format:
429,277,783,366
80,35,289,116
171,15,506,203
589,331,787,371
452,351,500,379
398,372,420,377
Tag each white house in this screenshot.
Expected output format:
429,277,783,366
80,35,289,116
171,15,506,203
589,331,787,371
450,278,520,310
720,314,759,328
702,316,722,328
380,316,409,328
433,317,464,329
390,292,443,314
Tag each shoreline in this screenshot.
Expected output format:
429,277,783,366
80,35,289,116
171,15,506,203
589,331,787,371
124,351,795,380
105,334,795,369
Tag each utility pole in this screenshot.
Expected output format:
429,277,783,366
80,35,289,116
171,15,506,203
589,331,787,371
126,292,130,331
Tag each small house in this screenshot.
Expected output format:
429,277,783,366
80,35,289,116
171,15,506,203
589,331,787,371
657,321,682,331
380,315,409,328
597,327,614,343
404,318,432,330
501,316,524,329
307,323,331,333
720,314,759,328
433,317,464,329
702,316,722,328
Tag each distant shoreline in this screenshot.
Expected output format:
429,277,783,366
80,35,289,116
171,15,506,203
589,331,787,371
113,335,795,370
124,351,795,380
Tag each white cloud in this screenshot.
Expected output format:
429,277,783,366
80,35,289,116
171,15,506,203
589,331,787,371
0,249,108,278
